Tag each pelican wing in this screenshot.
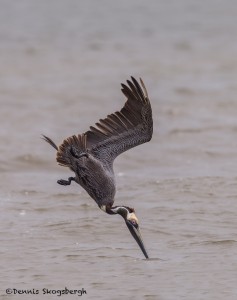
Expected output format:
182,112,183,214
85,77,153,164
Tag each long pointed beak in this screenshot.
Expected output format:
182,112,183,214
125,220,149,259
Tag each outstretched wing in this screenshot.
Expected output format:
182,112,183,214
85,77,153,165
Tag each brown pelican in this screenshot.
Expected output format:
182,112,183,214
43,77,153,258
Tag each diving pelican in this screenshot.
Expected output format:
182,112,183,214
43,77,153,258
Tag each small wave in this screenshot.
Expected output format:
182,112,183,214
14,154,47,165
44,221,72,228
175,87,195,95
203,239,237,245
145,257,164,261
51,192,82,199
7,154,52,171
19,190,38,196
65,254,81,259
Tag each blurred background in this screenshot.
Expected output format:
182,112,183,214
1,1,237,299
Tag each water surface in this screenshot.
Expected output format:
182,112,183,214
1,1,237,299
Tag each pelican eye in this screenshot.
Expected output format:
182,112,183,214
130,219,138,228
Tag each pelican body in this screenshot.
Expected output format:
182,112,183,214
43,77,153,258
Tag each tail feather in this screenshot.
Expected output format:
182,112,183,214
57,133,87,167
42,135,58,151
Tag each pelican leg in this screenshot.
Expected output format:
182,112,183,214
57,177,75,186
77,152,89,158
70,146,89,159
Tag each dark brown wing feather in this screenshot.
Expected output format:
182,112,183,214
85,77,153,164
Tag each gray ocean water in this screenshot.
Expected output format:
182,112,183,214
1,1,237,299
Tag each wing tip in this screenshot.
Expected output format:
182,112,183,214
121,75,148,95
128,76,149,102
139,77,149,98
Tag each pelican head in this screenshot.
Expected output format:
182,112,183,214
109,205,149,259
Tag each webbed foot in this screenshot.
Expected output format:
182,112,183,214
57,177,75,186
